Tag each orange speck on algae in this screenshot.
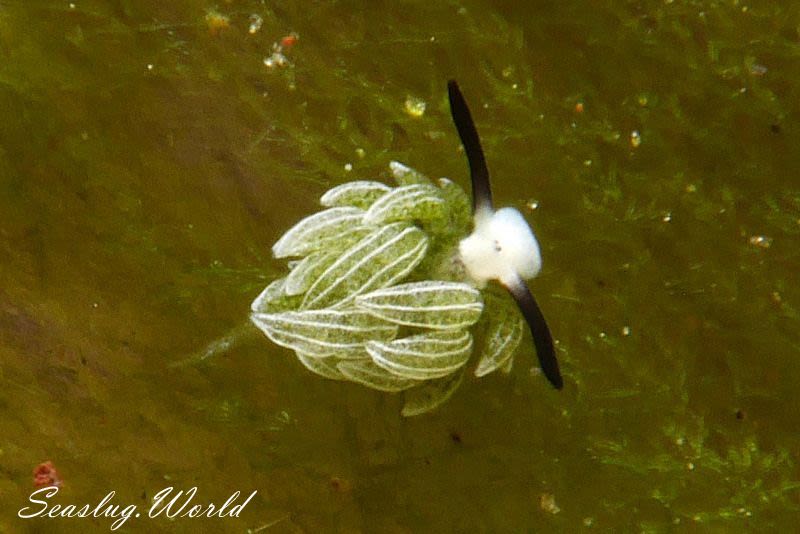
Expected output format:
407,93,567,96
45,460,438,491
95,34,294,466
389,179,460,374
280,33,299,48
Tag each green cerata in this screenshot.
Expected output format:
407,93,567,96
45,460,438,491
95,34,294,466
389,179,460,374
251,81,562,416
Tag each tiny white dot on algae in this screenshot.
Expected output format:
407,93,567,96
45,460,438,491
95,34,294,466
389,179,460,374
630,130,641,148
404,96,426,118
748,235,772,249
248,14,263,35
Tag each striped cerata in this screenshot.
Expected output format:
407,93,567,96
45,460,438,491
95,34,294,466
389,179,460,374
251,81,562,416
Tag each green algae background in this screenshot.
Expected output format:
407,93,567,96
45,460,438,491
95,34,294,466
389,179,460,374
1,0,799,532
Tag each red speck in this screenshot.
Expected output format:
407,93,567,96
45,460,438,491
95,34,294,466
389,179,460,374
33,461,62,488
574,102,584,113
280,34,298,48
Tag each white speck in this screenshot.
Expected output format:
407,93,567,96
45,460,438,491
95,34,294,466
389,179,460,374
621,326,631,336
687,462,695,470
248,14,263,35
147,63,154,71
344,163,353,172
404,96,426,117
598,331,607,339
662,212,672,222
583,159,592,167
92,302,98,308
263,51,288,69
630,130,641,148
539,493,560,514
675,437,685,446
69,2,76,8
527,200,539,210
748,235,772,249
355,148,366,159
